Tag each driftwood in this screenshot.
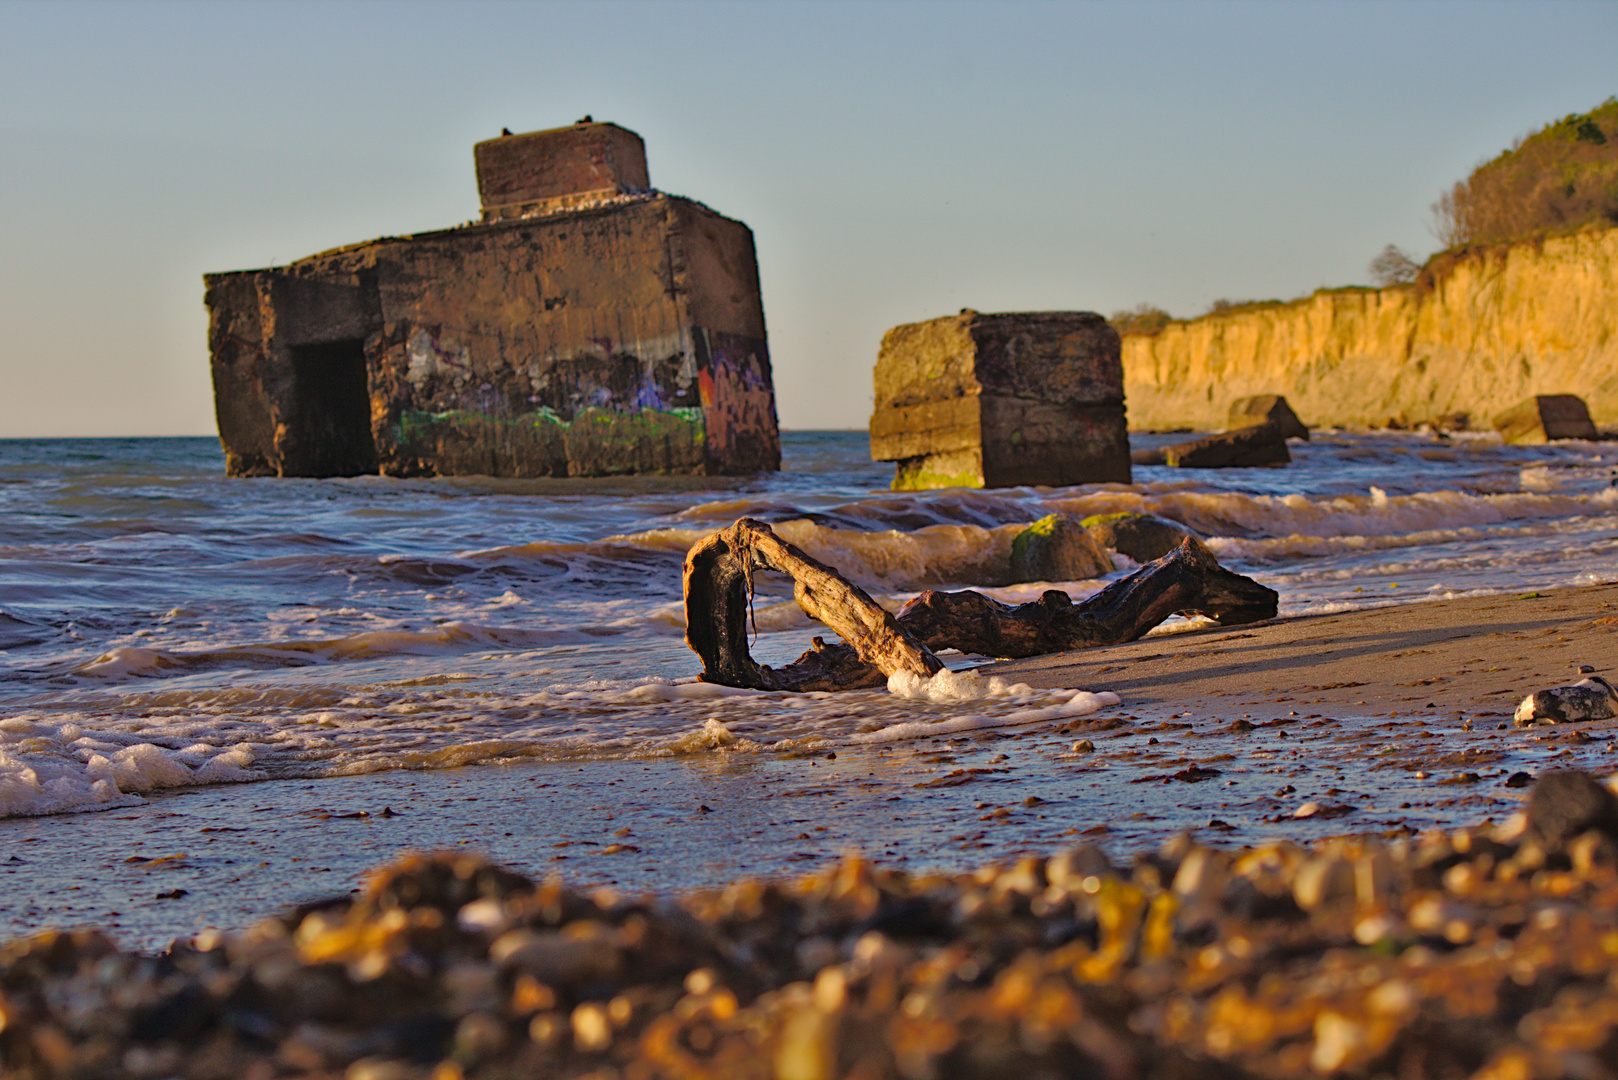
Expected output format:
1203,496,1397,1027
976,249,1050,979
683,517,1279,692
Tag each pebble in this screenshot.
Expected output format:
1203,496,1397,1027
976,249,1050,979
6,772,1618,1079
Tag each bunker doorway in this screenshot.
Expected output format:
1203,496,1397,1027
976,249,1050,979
282,338,379,477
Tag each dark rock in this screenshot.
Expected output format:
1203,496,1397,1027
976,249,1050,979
1151,422,1291,468
1227,394,1309,440
1523,769,1618,851
869,311,1131,489
1081,512,1198,562
1432,410,1472,433
1493,394,1598,445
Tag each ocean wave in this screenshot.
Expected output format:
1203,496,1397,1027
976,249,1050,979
0,670,1125,819
1043,484,1618,544
493,486,1618,585
61,622,649,682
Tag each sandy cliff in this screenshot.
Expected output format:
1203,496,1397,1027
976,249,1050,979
1122,227,1618,431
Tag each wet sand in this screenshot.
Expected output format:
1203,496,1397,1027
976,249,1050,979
994,581,1618,720
3,585,1617,953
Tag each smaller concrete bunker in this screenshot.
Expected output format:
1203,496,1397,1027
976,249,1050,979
205,121,779,478
869,310,1131,490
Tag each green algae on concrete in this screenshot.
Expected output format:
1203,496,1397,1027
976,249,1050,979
890,448,987,491
397,405,704,477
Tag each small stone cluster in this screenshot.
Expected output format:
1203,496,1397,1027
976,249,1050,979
6,771,1618,1079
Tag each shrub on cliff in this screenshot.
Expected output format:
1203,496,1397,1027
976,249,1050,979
1368,244,1421,285
1205,298,1283,316
1109,303,1173,336
1432,97,1618,248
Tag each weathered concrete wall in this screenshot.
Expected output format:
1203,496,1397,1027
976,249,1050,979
870,311,1130,489
474,121,650,220
1123,228,1618,431
207,194,778,478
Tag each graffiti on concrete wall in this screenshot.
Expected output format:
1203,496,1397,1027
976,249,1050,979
694,329,780,473
392,327,713,477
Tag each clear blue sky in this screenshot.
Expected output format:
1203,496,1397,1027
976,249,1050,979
2,0,1614,436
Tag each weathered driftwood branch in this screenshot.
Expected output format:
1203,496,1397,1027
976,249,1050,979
893,531,1276,658
682,518,944,691
683,518,1279,691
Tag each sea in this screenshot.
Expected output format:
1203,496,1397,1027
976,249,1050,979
2,429,1617,948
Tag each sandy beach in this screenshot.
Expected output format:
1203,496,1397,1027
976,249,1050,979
6,583,1618,959
997,581,1618,721
8,586,1618,1077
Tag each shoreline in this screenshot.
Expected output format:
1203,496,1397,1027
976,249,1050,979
3,584,1616,957
990,581,1618,723
8,587,1618,1076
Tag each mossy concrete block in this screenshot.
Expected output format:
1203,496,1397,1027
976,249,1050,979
1228,394,1309,440
870,311,1131,490
1492,394,1598,444
1009,514,1112,583
1082,513,1197,563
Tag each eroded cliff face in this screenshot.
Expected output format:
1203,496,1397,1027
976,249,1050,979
1122,228,1618,431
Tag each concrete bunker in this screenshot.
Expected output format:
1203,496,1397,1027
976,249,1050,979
285,339,376,477
205,121,779,479
869,310,1131,490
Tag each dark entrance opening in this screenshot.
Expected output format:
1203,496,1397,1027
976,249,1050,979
282,339,378,477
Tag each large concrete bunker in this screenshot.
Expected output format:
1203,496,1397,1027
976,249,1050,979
205,121,779,478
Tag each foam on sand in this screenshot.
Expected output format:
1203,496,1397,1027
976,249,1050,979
856,668,1119,743
0,718,261,818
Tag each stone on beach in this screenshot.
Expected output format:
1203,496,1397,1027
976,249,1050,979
1007,514,1112,583
869,310,1131,490
10,771,1618,1079
1493,393,1599,445
1521,769,1618,853
1513,675,1618,726
1227,393,1310,440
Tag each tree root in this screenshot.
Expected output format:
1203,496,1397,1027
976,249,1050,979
683,518,1278,691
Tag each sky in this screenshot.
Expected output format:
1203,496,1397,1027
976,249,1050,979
1,1,1614,437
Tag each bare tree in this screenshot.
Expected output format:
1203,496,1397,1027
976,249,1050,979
1429,181,1472,248
1368,244,1420,286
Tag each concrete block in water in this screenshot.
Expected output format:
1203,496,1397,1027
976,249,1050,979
205,121,778,479
1132,422,1291,468
1492,394,1598,445
1228,394,1309,440
869,311,1130,490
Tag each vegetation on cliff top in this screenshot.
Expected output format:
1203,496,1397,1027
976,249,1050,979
1432,96,1618,248
1111,97,1618,336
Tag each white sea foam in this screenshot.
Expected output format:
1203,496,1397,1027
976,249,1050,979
887,667,1039,702
0,717,261,817
857,668,1120,743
